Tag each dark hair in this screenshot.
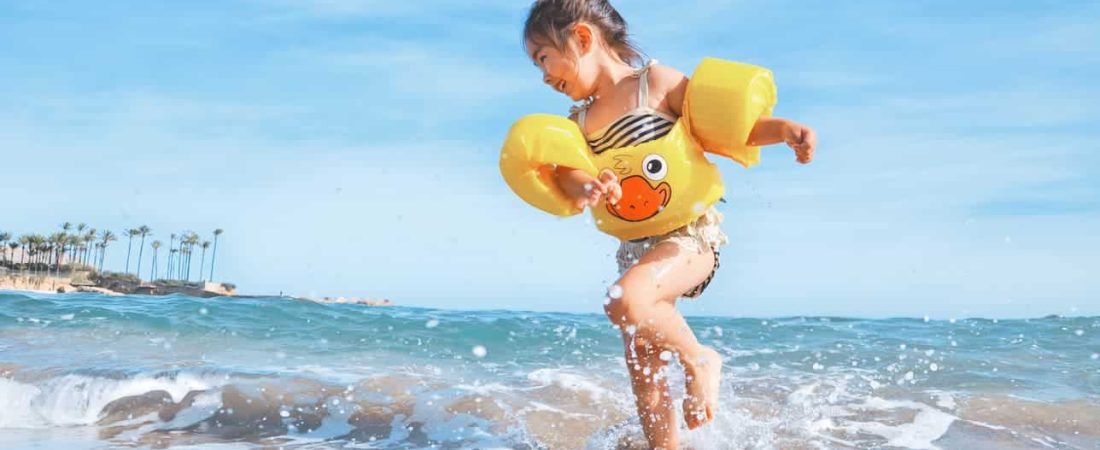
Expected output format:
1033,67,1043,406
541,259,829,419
523,0,644,67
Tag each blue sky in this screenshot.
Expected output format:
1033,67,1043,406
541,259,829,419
1,0,1097,318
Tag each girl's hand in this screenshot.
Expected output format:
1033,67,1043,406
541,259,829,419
574,169,622,209
783,123,817,164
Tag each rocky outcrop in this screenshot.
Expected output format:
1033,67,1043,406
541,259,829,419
313,297,392,306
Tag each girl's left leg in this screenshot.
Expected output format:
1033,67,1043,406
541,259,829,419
623,330,676,448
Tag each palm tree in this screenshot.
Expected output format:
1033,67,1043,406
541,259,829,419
135,225,151,281
82,229,96,268
178,232,195,281
0,231,10,267
24,235,34,274
188,233,200,281
168,248,178,279
198,241,211,282
18,235,31,270
28,234,45,276
166,233,177,280
58,223,71,267
48,232,66,278
150,240,162,281
98,230,117,272
178,232,190,281
178,234,187,281
66,234,81,269
7,242,18,269
209,229,223,281
123,228,138,274
71,224,85,262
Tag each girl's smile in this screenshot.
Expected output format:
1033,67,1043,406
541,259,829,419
528,42,586,101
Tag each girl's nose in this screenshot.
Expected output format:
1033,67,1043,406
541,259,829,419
543,73,554,86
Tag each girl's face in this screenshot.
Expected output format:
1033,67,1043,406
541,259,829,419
527,25,598,102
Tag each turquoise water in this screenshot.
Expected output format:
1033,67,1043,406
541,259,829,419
1,291,1098,449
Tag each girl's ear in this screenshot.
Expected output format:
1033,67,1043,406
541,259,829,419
571,22,594,54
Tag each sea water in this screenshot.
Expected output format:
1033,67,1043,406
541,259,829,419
1,291,1097,449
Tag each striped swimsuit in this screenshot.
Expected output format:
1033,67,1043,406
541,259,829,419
574,62,722,299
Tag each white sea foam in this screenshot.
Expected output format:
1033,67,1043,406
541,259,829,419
0,372,224,428
826,397,957,449
526,367,613,402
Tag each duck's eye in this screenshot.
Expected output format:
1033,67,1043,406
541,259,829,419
642,154,667,181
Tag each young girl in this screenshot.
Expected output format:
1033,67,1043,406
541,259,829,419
522,0,815,448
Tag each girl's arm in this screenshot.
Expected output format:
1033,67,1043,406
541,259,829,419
748,117,816,164
653,64,816,164
558,112,623,208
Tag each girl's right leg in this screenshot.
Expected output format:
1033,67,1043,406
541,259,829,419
606,242,725,447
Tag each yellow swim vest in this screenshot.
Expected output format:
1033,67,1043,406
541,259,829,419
499,57,777,241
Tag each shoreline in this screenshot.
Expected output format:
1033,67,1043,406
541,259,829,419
0,274,392,306
0,272,231,298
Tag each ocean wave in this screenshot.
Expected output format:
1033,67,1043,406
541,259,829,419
2,292,1099,448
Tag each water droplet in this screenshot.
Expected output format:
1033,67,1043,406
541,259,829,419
471,345,487,358
625,325,637,335
280,410,290,418
1075,329,1084,336
904,371,914,381
692,202,705,214
607,284,623,299
930,363,939,372
812,363,824,371
425,319,440,329
199,307,208,315
1091,353,1098,360
659,351,673,361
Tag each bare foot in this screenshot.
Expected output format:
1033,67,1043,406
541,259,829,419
682,346,722,429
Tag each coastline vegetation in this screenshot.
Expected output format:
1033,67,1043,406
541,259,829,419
0,224,231,296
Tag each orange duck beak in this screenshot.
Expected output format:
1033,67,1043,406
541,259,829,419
606,175,671,222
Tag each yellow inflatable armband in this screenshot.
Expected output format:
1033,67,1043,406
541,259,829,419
684,57,777,168
499,58,777,240
499,114,597,216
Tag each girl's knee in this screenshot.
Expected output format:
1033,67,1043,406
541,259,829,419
603,282,657,326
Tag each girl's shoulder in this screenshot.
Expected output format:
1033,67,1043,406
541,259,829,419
646,63,690,116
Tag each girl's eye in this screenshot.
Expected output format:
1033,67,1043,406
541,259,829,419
539,55,547,63
642,154,668,181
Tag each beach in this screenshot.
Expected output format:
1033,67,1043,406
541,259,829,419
2,291,1097,449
